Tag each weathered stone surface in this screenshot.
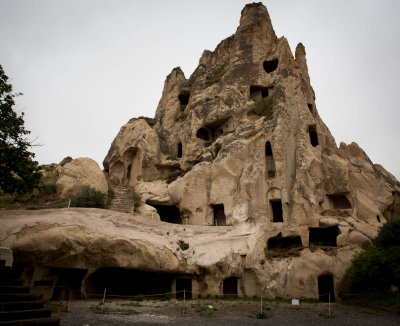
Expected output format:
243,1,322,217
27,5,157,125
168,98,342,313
56,157,108,198
1,3,399,300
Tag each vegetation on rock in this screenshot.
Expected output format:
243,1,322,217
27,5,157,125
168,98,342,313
70,186,107,209
0,64,42,194
138,116,156,126
341,220,400,296
251,96,273,119
177,239,189,251
205,60,229,86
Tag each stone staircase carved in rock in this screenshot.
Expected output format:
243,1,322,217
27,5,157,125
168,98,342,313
108,186,134,214
0,259,59,326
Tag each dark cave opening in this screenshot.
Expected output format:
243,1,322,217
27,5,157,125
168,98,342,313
213,204,226,226
223,277,238,297
86,268,176,297
309,226,339,247
176,278,192,299
270,200,283,222
50,268,87,300
178,91,190,110
147,204,182,224
318,274,335,302
308,125,319,147
268,234,302,249
263,59,278,73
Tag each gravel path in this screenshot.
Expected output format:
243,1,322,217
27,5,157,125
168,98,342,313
52,299,400,326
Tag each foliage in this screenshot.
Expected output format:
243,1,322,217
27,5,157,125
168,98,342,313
70,186,106,209
341,220,400,296
137,116,156,126
374,219,400,248
251,96,273,119
205,60,229,86
0,64,42,194
177,239,189,251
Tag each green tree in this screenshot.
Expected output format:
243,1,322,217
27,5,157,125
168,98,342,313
342,220,400,294
0,64,42,194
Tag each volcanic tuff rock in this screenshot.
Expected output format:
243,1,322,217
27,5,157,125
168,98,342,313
56,157,108,198
1,3,399,300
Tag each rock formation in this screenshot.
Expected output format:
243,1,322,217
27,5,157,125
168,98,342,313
1,3,399,301
56,157,108,198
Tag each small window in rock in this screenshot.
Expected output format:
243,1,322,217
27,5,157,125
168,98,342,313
177,143,182,158
265,141,276,178
270,200,283,222
250,85,269,102
263,59,278,73
178,91,190,110
213,204,226,226
376,215,381,223
308,103,314,114
308,125,319,147
265,141,273,157
327,194,351,209
309,226,339,247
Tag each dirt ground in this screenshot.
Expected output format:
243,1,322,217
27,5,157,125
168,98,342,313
46,298,400,326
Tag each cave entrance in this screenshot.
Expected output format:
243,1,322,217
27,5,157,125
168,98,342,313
308,125,319,147
50,268,87,300
177,142,182,158
196,128,210,142
309,226,339,247
213,204,226,226
327,194,351,209
86,268,175,297
263,59,278,73
265,141,276,178
268,234,302,249
308,103,314,114
270,200,283,222
176,278,192,299
223,277,238,297
147,204,182,224
250,85,269,102
178,91,190,111
318,274,335,302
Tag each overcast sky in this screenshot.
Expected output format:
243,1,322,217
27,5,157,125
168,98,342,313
1,0,399,179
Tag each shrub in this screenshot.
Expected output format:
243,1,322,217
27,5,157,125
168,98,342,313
70,186,106,209
341,220,400,295
251,96,273,119
177,240,189,251
133,191,141,212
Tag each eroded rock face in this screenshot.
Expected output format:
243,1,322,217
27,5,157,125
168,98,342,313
1,3,399,300
56,157,108,198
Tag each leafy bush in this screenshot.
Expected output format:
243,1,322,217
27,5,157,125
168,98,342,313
341,220,400,295
251,96,273,119
256,311,269,319
177,240,189,251
70,186,106,209
167,167,192,184
133,191,141,212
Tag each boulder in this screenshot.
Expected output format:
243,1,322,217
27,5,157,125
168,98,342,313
56,157,108,198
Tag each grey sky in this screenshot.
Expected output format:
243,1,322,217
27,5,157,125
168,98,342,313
1,0,399,179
